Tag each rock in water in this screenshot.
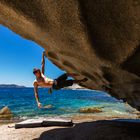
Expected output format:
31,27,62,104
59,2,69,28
79,107,102,113
0,106,13,120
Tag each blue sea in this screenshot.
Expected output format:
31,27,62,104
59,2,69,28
0,88,137,119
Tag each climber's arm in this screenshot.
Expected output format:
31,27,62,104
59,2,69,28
33,82,42,108
41,51,45,74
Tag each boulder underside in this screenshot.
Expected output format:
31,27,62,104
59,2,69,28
0,0,140,110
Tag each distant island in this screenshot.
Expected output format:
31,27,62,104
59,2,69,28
0,84,26,88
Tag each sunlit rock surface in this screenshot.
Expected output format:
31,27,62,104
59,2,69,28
0,106,13,119
79,107,102,113
0,0,140,110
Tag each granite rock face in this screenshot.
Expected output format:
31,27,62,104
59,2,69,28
0,1,140,110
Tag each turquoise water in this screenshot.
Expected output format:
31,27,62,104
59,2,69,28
0,88,136,119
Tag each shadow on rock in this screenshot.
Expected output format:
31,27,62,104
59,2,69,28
35,119,140,140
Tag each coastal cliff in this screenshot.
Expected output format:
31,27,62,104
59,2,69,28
0,0,140,110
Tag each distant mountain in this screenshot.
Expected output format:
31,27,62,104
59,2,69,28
0,84,26,88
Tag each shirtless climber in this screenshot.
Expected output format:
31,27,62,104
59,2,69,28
33,51,87,108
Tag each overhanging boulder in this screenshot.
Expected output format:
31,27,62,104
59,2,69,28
0,0,140,110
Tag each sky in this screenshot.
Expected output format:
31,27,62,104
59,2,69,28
0,25,64,87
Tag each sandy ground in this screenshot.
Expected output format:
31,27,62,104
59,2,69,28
0,115,140,140
0,124,63,140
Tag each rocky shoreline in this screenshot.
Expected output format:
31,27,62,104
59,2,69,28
1,106,140,140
